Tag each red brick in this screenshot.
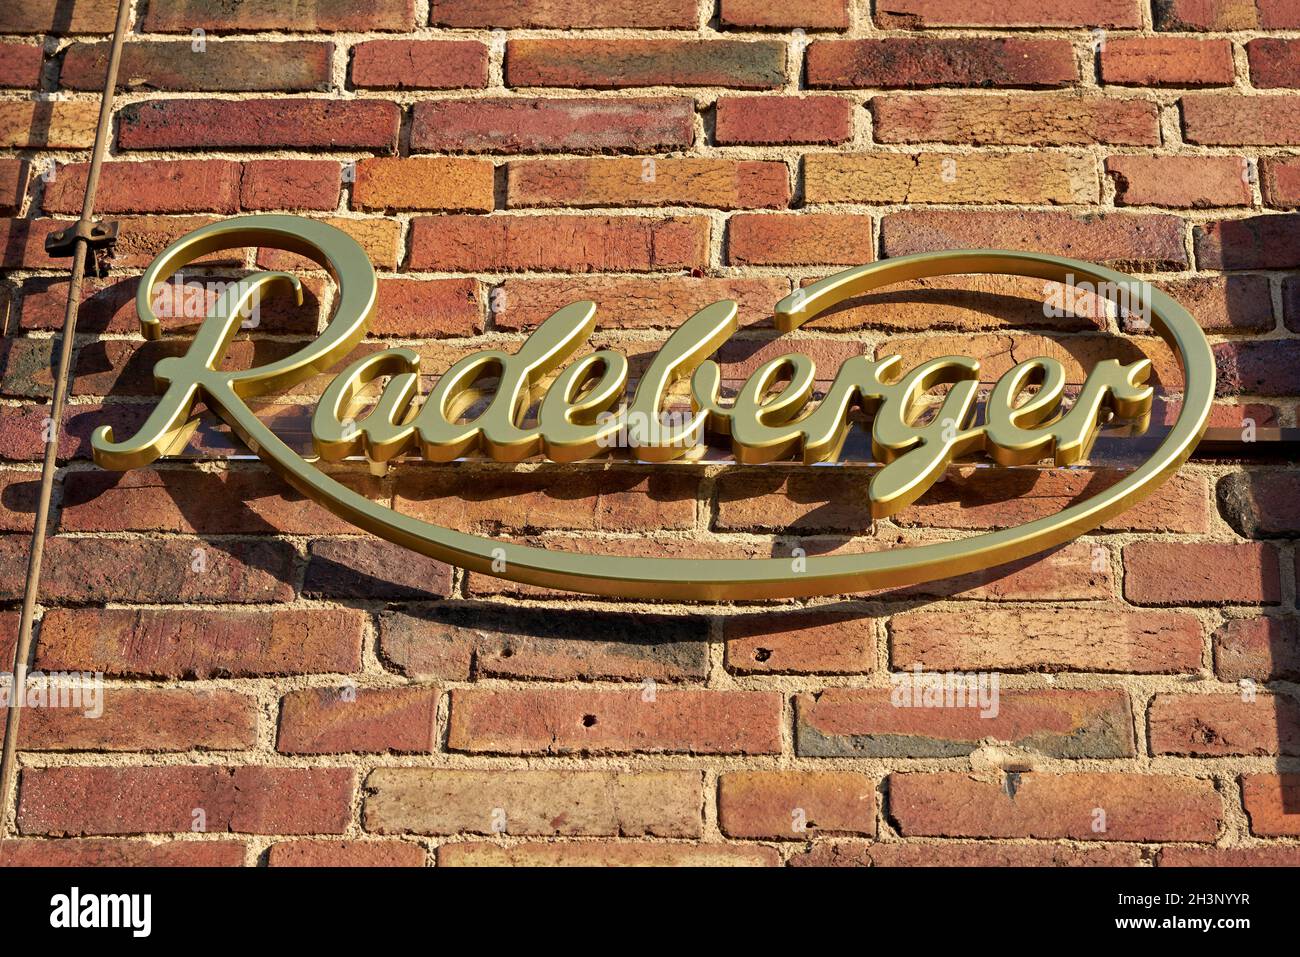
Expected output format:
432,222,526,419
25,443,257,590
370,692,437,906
412,97,694,154
1107,155,1250,208
507,39,785,89
506,158,788,210
724,609,873,675
18,766,355,836
372,278,482,337
1196,213,1300,268
0,101,99,149
42,159,240,214
364,769,701,836
1212,340,1300,396
891,607,1203,673
0,0,121,33
277,686,439,754
352,157,494,212
1241,774,1300,836
256,215,401,270
1262,157,1300,207
0,401,154,462
0,471,37,531
792,841,1143,867
431,0,698,27
438,842,779,866
890,772,1222,841
0,43,42,88
303,538,452,601
268,840,425,867
35,607,365,679
240,159,341,211
1248,38,1300,88
1149,692,1300,756
351,39,488,90
0,159,28,215
715,95,853,145
0,688,255,751
0,839,246,867
1214,616,1300,682
883,209,1186,271
798,688,1135,758
1125,542,1281,605
808,39,1077,89
493,275,788,331
1157,0,1300,29
60,40,332,92
1182,94,1300,145
1218,470,1300,538
1102,38,1234,87
873,94,1160,146
1160,845,1300,866
892,539,1116,602
118,99,400,152
447,688,782,754
877,0,1142,27
408,214,709,272
379,605,709,682
144,0,415,31
722,0,848,27
728,212,873,266
0,536,295,604
719,771,875,840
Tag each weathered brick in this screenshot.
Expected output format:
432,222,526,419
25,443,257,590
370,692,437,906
808,39,1077,89
1249,38,1300,87
268,840,425,867
0,839,246,867
1149,692,1300,756
797,688,1135,758
303,538,452,600
506,158,789,210
791,841,1142,867
507,39,786,89
1160,845,1300,867
1107,155,1251,207
411,97,695,153
353,157,494,212
278,686,439,754
438,842,778,866
0,536,295,604
364,769,701,836
240,159,341,211
728,212,873,266
877,0,1142,27
1182,94,1300,145
1261,156,1300,207
118,99,401,152
43,159,241,214
0,336,55,398
889,771,1222,841
0,0,121,33
408,214,709,272
1101,38,1234,87
351,39,488,90
1241,774,1300,836
379,604,709,682
1214,616,1300,682
1125,542,1281,605
714,95,853,145
447,688,782,754
60,40,332,92
719,771,875,839
372,278,482,338
0,101,98,149
891,607,1203,673
0,43,42,88
1213,340,1300,395
35,607,364,679
891,539,1115,602
144,0,415,31
0,158,28,215
872,94,1160,146
722,0,849,27
257,215,402,270
1218,470,1300,538
1157,0,1300,30
882,210,1188,271
724,609,873,675
1196,213,1300,268
19,766,355,836
431,0,699,28
807,151,1098,205
494,276,788,331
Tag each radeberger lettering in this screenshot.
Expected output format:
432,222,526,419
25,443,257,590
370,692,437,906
90,216,1215,600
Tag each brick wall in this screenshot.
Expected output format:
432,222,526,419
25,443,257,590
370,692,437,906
0,0,1297,867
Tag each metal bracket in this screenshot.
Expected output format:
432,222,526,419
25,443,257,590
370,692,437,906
43,219,119,277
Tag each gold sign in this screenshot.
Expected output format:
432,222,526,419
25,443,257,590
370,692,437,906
92,216,1215,600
